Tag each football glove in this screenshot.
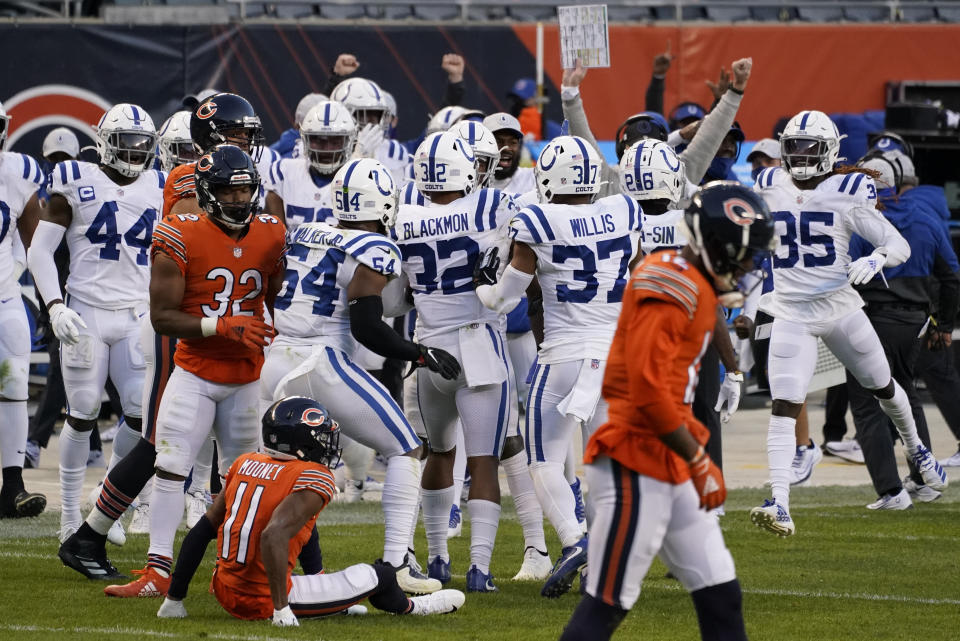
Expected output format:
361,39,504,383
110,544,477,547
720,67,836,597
272,605,299,627
49,302,87,346
157,597,188,619
473,246,501,288
353,123,383,159
216,316,274,350
417,344,461,380
689,446,726,510
847,249,887,285
714,370,743,423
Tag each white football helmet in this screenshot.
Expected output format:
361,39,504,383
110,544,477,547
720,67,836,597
330,78,390,130
426,106,467,135
383,91,397,122
332,158,399,227
883,149,916,186
453,120,500,188
534,135,603,202
157,111,198,172
96,103,157,178
413,130,477,195
300,101,357,176
619,139,685,206
0,100,9,150
780,110,844,180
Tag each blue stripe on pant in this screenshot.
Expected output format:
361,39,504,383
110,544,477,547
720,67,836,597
486,325,510,457
524,363,551,465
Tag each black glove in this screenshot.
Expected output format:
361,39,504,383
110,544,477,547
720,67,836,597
473,246,500,288
417,344,461,380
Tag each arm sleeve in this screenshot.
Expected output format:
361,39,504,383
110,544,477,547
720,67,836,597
476,264,535,314
443,80,465,107
679,90,743,186
847,205,911,267
348,295,421,361
645,75,665,115
624,301,689,435
26,220,67,306
561,94,602,156
323,71,347,95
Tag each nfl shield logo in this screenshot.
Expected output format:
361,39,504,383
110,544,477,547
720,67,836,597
590,359,600,369
233,247,243,258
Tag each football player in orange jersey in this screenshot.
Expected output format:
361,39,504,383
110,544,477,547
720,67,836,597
100,144,287,598
557,183,775,641
156,397,465,624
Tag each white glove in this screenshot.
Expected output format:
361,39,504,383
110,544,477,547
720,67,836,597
714,371,744,423
157,597,188,619
847,250,886,285
12,259,26,282
272,605,299,627
49,302,87,345
352,123,383,159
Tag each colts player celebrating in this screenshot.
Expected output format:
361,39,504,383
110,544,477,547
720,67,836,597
29,103,164,542
102,145,286,597
750,110,947,537
475,135,642,598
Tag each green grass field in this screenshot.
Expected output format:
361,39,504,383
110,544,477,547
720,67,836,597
2,486,958,641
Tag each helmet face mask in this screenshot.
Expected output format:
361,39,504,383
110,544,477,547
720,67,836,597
190,93,265,161
262,397,342,468
300,100,357,176
195,144,261,230
780,110,842,180
158,111,198,171
0,102,9,151
96,103,157,178
454,121,500,189
331,78,391,132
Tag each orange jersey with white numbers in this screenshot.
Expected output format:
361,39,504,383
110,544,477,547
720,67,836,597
162,162,197,217
151,212,286,384
213,452,336,620
586,250,717,484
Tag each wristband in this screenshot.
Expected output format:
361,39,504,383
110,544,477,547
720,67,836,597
200,317,217,337
728,87,744,96
688,445,706,465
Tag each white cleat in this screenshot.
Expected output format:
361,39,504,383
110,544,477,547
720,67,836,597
866,488,913,510
345,605,367,616
911,445,948,491
823,439,865,464
128,503,151,534
750,499,795,537
342,480,365,503
409,589,465,615
157,597,188,618
107,519,126,547
395,563,442,595
939,449,960,468
184,490,210,529
512,546,552,581
903,476,942,503
789,441,823,485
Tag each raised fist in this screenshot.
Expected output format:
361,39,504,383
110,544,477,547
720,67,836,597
334,54,360,77
441,53,464,83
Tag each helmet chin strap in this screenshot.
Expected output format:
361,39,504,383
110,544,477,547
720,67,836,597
678,216,744,307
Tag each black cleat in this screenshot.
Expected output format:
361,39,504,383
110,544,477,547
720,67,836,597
0,490,47,518
58,533,127,581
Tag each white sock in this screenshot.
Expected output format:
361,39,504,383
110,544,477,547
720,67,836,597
421,486,453,561
768,415,796,510
188,436,214,494
407,491,421,553
341,435,373,485
529,461,581,548
137,476,153,507
0,400,28,469
501,450,546,551
59,423,92,533
106,421,141,472
878,382,921,452
382,455,421,567
147,476,186,559
467,499,501,574
563,442,577,484
451,431,466,503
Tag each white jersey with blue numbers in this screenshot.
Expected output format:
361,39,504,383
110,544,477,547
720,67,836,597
256,147,280,207
268,157,335,232
274,222,401,354
754,166,907,322
640,208,686,254
511,193,641,364
376,138,412,187
50,160,164,309
394,188,515,339
489,166,535,197
0,151,45,297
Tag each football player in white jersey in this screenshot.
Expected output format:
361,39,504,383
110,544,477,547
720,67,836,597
482,113,536,196
0,99,48,518
260,157,458,594
476,135,642,598
265,100,355,232
749,110,946,537
393,131,518,593
157,111,199,173
331,78,411,182
28,103,165,541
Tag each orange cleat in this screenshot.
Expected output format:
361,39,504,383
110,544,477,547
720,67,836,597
103,566,170,598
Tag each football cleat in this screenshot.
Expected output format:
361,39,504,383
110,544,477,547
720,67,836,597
427,555,451,585
911,445,948,491
342,479,365,503
866,488,913,510
939,449,960,468
541,536,588,598
570,478,587,529
185,489,211,529
395,558,442,595
903,477,942,503
104,566,170,598
107,519,126,547
409,589,465,615
466,565,498,593
157,597,188,618
406,550,425,578
0,490,46,518
750,499,795,537
128,503,151,534
447,504,462,538
823,439,865,464
512,546,552,581
58,533,126,580
789,440,823,485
